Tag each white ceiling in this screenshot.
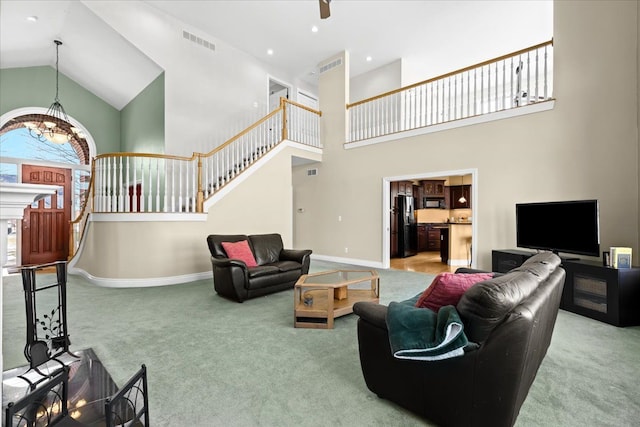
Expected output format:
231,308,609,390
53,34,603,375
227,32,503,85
0,0,552,110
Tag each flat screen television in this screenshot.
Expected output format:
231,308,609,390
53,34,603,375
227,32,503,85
516,199,600,257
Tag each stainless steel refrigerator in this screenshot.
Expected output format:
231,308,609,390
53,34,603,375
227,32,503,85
396,195,417,258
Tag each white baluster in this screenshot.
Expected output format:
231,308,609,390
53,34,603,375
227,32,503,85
544,45,548,99
502,60,506,111
125,157,130,212
155,158,162,212
107,157,113,212
163,159,169,212
178,160,183,212
148,158,153,212
117,157,123,212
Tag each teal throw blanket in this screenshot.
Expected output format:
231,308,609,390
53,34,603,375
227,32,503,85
386,303,468,361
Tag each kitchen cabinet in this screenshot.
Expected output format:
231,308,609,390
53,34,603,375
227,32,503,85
417,225,429,251
423,180,446,197
417,225,442,252
440,227,449,264
450,185,471,209
395,180,416,196
428,229,441,250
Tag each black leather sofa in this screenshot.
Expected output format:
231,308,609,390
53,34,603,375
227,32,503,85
353,252,565,427
206,233,312,302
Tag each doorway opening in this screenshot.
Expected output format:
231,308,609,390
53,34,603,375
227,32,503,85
384,169,478,274
268,77,292,112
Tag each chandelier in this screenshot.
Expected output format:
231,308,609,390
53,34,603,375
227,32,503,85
24,40,84,144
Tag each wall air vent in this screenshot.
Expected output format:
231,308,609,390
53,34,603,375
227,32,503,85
307,168,318,176
182,30,216,52
319,57,343,74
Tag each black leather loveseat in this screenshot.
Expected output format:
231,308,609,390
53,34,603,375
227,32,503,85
353,252,565,427
206,233,312,302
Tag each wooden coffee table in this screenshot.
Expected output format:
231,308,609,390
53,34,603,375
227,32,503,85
294,269,379,329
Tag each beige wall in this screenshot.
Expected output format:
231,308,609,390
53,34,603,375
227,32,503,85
293,0,639,270
73,144,318,282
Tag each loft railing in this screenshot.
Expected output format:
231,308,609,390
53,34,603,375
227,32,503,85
69,99,321,256
346,40,554,143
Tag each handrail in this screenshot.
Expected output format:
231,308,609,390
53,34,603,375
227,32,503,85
203,106,284,157
283,98,323,116
346,39,554,143
69,162,96,259
347,39,553,109
68,99,322,257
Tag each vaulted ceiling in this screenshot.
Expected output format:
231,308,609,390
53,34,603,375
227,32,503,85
0,0,552,110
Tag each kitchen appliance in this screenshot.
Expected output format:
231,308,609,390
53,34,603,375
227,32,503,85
396,195,418,257
424,198,445,209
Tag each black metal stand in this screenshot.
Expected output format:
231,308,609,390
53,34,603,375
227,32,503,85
18,261,77,387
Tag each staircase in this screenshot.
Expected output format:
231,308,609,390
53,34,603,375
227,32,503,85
69,98,322,257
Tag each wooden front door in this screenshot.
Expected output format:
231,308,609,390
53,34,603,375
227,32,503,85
21,165,72,265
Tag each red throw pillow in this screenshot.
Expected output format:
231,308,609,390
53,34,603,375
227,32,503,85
415,272,493,311
221,240,258,267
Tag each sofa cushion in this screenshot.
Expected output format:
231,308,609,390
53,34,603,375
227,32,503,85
248,265,280,278
250,234,284,265
457,252,561,343
268,260,302,273
221,240,258,267
415,272,494,311
207,234,249,258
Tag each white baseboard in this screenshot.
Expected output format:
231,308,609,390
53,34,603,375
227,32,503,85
447,259,472,267
310,254,384,269
67,267,211,288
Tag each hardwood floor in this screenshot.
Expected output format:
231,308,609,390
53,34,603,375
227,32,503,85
390,251,458,274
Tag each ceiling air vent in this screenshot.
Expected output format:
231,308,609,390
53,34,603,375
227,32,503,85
319,57,343,74
182,30,216,52
307,168,318,176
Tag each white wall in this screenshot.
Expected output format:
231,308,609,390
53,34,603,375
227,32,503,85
85,1,314,156
350,59,402,104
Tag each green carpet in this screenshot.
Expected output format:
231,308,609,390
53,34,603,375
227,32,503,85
3,260,640,426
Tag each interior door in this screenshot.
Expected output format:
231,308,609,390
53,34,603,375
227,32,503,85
21,165,71,265
269,78,291,112
270,87,289,111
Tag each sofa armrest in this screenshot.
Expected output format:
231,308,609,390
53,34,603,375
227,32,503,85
210,257,248,269
280,248,312,274
353,301,388,330
455,267,504,277
455,267,489,274
280,248,312,263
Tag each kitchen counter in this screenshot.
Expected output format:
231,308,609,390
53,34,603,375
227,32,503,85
417,223,471,266
448,223,472,267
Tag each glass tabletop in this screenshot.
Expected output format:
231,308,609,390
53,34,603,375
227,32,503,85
3,348,118,426
298,270,377,286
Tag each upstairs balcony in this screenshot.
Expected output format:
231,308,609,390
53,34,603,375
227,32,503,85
346,40,554,146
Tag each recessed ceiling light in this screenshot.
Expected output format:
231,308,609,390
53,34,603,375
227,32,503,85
311,26,318,33
366,56,373,62
267,49,274,56
26,16,38,22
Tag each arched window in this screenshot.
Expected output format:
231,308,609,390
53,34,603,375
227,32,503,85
0,112,93,267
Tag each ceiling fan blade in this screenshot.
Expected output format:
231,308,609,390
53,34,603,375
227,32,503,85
320,0,331,19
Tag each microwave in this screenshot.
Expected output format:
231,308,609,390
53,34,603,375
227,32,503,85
424,198,445,209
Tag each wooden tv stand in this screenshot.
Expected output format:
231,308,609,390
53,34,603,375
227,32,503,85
492,250,640,326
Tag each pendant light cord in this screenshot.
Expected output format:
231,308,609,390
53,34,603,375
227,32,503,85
54,40,62,103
